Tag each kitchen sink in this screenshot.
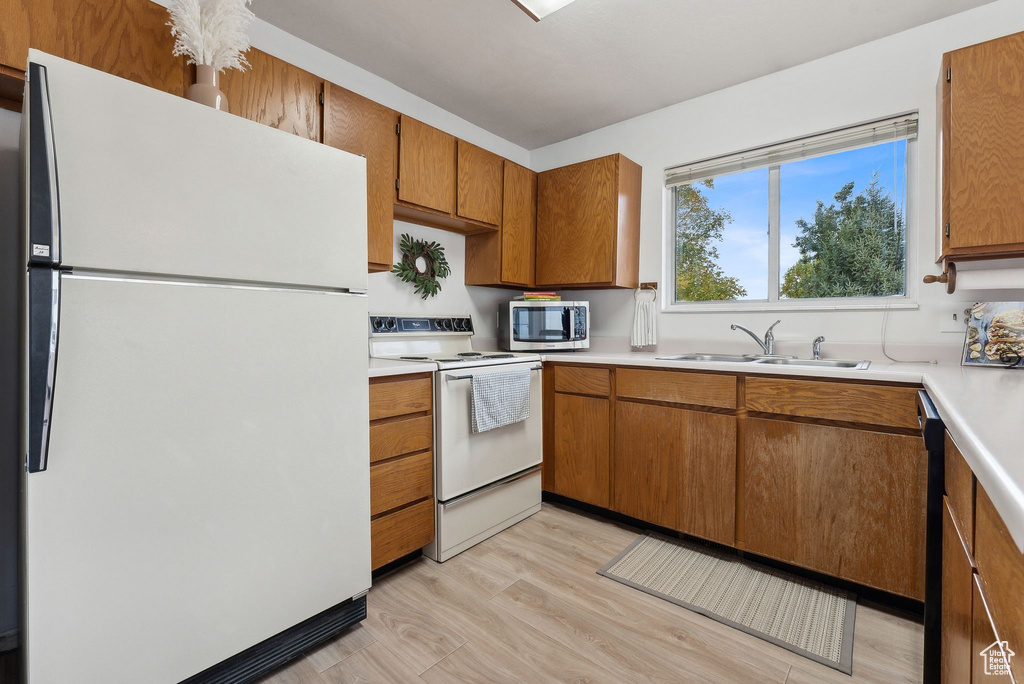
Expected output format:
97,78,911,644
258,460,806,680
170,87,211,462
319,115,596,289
755,358,871,369
655,353,758,363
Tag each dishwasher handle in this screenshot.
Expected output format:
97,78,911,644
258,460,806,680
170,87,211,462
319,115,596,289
917,390,945,453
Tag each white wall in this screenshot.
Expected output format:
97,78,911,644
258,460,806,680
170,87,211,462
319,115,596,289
530,0,1024,349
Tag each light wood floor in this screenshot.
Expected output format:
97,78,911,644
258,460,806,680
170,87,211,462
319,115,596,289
258,503,924,683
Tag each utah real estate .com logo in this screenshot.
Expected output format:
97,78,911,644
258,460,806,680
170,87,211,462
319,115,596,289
980,640,1015,677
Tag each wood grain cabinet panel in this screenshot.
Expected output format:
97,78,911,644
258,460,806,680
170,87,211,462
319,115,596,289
745,377,919,430
613,401,681,529
369,375,432,421
942,497,974,684
0,0,185,95
397,115,456,215
944,31,1024,257
371,499,434,570
551,392,610,507
743,419,927,599
678,411,737,545
972,575,1013,682
218,48,321,141
616,368,736,409
369,414,432,464
465,160,537,287
945,431,975,553
370,451,433,517
536,153,641,288
323,82,398,272
553,365,611,397
975,485,1024,683
457,140,503,226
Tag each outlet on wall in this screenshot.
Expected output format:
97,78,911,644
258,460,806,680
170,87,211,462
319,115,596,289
939,303,972,334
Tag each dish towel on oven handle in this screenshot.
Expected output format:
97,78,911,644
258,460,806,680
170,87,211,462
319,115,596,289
470,367,532,433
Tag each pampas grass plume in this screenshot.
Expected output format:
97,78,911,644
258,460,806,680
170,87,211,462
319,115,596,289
167,0,255,72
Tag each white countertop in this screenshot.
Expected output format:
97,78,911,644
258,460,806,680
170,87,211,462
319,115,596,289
368,357,437,378
540,350,1024,554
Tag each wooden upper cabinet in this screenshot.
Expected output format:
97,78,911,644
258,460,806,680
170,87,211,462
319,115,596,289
743,419,927,599
466,160,537,287
536,153,641,288
323,82,398,272
397,115,456,215
457,140,503,226
0,0,185,95
942,31,1024,258
218,48,322,142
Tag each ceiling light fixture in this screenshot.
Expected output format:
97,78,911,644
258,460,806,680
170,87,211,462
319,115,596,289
511,0,579,21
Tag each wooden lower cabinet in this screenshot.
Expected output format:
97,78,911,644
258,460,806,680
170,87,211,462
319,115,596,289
972,575,1013,681
743,419,927,599
551,392,610,508
942,498,974,684
371,499,434,570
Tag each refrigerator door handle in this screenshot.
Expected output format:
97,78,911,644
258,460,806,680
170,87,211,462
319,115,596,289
27,61,61,266
27,269,61,473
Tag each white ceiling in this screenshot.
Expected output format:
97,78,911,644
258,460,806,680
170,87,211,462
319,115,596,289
250,0,992,149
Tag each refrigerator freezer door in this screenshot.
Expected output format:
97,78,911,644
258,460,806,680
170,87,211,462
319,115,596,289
26,50,367,290
22,274,370,684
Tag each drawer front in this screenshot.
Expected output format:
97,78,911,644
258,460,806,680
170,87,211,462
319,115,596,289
370,414,433,463
745,377,919,429
975,485,1024,683
945,431,974,552
617,368,736,409
369,376,432,421
942,498,974,684
371,498,434,570
370,450,433,517
553,365,611,397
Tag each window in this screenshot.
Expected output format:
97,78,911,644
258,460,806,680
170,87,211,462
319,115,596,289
666,116,915,309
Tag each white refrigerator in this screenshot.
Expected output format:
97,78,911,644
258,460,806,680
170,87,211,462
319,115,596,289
21,51,371,684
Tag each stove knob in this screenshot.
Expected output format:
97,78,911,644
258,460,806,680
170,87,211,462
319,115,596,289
385,317,397,331
441,318,452,331
371,317,385,332
457,318,469,332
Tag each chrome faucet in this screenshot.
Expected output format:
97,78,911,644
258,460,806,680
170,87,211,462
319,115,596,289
730,320,781,356
812,336,825,360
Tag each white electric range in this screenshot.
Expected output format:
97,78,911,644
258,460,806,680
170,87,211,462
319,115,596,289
368,314,543,562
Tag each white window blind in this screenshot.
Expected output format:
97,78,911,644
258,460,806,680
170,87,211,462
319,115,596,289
665,114,918,187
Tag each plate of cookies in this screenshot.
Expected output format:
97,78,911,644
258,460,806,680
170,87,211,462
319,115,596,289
962,302,1024,367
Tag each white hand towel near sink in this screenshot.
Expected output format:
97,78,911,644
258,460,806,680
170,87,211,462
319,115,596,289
471,368,532,433
632,294,657,347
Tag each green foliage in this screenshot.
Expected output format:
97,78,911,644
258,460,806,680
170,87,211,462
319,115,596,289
781,176,905,299
674,181,748,302
392,233,451,299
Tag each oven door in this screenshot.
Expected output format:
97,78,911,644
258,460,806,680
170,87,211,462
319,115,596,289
508,303,575,350
434,361,543,501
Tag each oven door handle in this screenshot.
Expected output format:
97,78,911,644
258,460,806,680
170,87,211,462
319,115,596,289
440,466,541,509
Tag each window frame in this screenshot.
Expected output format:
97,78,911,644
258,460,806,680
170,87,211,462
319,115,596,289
662,121,919,314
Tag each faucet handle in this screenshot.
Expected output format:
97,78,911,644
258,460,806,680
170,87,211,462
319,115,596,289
766,319,782,335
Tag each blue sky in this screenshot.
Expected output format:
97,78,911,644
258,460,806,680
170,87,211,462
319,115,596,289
685,140,907,300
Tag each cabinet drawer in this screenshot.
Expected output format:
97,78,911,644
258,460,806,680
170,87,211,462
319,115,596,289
616,368,736,409
553,365,611,397
945,431,974,551
745,378,919,429
975,485,1024,683
371,498,435,570
369,375,432,420
370,414,433,463
370,450,433,517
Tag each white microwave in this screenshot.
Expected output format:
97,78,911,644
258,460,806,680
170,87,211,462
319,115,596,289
498,301,589,351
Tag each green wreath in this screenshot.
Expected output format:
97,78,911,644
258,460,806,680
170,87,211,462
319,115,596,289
392,233,451,299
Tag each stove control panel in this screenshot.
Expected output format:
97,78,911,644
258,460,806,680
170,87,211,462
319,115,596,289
369,315,474,336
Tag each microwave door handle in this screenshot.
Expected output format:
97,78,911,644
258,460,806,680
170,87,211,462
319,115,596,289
567,306,575,341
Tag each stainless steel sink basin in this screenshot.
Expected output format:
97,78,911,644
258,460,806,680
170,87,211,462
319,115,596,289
655,353,758,363
755,358,870,369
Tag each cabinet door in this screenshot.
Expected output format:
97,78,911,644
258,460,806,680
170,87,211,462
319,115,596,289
324,83,397,272
537,155,618,286
552,393,609,507
613,401,679,529
946,32,1024,253
972,576,1013,681
457,140,503,226
942,498,974,684
0,0,184,95
398,115,456,214
743,419,927,599
679,411,736,545
501,160,537,286
218,48,322,142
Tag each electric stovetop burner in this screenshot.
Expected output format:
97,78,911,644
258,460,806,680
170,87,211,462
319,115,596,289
458,352,484,357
